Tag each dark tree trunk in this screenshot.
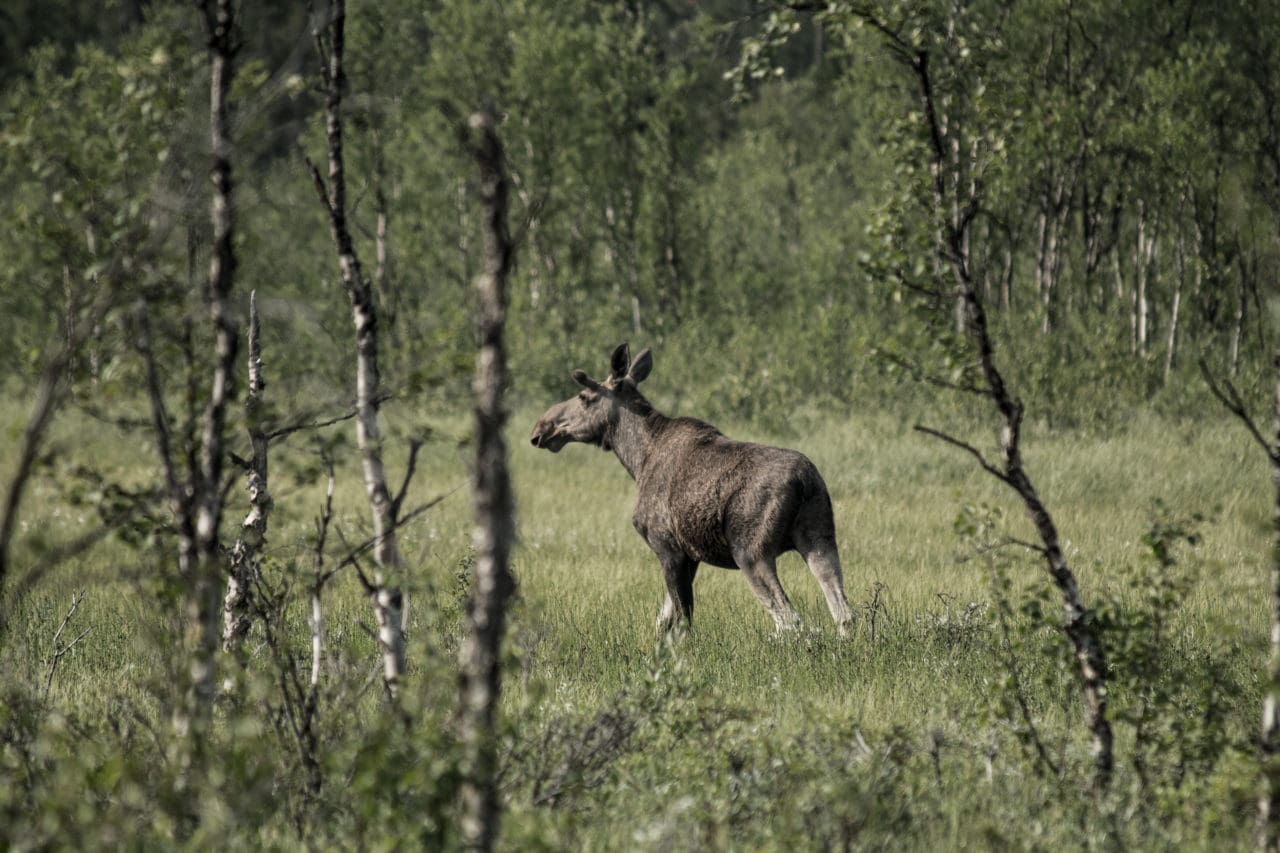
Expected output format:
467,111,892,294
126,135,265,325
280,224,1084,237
1200,356,1280,851
1263,357,1280,849
173,0,239,736
860,31,1116,790
458,111,517,853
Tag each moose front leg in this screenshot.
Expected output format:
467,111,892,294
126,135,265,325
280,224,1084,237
656,555,698,633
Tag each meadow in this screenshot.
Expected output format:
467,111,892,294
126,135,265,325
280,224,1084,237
2,386,1272,849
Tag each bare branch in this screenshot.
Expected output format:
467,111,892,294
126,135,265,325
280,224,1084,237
265,394,388,441
70,401,152,433
322,486,462,586
44,591,90,702
957,536,1049,562
391,438,423,519
914,424,1010,483
994,593,1060,779
860,23,1116,787
876,349,991,398
304,156,332,217
1200,358,1277,462
0,278,117,632
137,308,183,510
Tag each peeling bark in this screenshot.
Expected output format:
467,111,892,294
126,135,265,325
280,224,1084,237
307,0,406,694
223,290,268,655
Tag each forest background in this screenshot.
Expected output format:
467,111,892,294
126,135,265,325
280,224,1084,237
4,0,1280,848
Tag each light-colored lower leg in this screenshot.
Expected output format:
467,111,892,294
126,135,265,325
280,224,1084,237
804,544,853,637
656,593,677,631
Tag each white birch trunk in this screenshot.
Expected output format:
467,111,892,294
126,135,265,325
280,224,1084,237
308,0,406,693
224,290,268,656
1134,202,1157,360
1232,254,1249,376
1163,222,1186,385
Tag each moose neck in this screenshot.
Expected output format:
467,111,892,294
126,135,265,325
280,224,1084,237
606,401,663,481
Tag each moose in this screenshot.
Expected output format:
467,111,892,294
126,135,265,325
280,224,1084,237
531,343,853,636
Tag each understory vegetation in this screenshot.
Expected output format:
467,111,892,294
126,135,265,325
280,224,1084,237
0,403,1270,848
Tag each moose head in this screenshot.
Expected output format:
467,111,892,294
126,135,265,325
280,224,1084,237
530,343,653,453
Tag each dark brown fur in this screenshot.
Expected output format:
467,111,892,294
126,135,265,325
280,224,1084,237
531,344,853,634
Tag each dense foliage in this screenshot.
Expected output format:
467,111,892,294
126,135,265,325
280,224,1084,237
6,0,1278,422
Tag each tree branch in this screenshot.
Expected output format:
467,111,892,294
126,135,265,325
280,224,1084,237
43,590,90,702
914,424,1011,484
391,438,423,519
265,394,388,441
137,308,184,511
876,349,991,398
321,486,462,586
1199,358,1277,462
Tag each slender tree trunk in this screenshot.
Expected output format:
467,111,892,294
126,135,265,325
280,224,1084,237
0,332,81,619
308,0,405,694
1134,201,1157,360
1041,208,1063,335
0,280,110,635
1262,356,1280,848
1201,356,1280,850
458,111,517,853
175,0,240,737
1040,213,1060,335
1232,259,1248,377
1001,243,1013,312
1164,282,1182,384
224,290,268,656
1164,224,1185,385
373,137,396,339
1113,241,1126,307
894,42,1113,790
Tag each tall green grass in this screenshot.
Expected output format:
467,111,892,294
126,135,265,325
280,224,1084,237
0,396,1271,848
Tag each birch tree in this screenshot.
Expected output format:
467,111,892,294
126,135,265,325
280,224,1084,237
457,110,517,853
153,0,239,736
1198,361,1280,849
223,290,269,656
306,0,408,695
795,1,1117,790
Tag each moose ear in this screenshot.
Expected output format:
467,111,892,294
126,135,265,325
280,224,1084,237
609,343,630,380
572,369,600,391
627,347,653,384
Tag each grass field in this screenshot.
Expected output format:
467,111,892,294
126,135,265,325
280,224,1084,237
1,394,1273,849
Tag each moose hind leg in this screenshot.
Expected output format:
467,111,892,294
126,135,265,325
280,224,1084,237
800,539,853,637
657,557,698,633
738,554,800,632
